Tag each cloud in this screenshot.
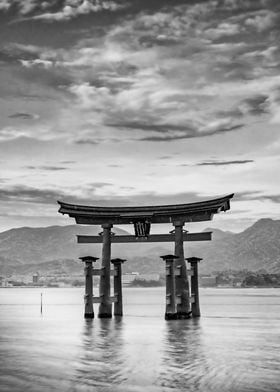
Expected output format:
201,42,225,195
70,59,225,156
205,22,241,40
0,123,62,142
244,10,277,32
0,43,42,65
74,138,99,145
0,186,67,205
0,127,29,142
139,124,244,142
1,0,280,146
0,184,216,209
260,194,280,203
14,0,39,15
107,121,194,134
86,182,113,190
0,182,113,207
25,165,68,171
239,95,269,115
7,0,127,21
9,112,37,120
20,59,54,68
158,156,173,160
232,191,280,204
216,108,243,119
0,0,10,11
268,88,280,124
196,160,254,166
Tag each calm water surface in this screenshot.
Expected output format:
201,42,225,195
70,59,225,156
0,287,279,392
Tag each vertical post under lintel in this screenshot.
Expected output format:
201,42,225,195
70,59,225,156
173,220,191,318
98,223,113,318
186,256,202,317
79,256,99,319
160,254,178,320
111,258,126,316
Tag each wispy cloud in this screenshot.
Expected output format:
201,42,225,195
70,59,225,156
0,184,210,208
25,165,68,171
260,194,280,203
4,0,126,21
0,185,67,205
239,95,269,115
1,0,279,143
9,112,38,120
0,182,113,206
244,10,277,32
74,138,99,145
139,124,244,142
196,160,254,166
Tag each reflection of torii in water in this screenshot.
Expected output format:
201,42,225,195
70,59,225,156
58,193,234,319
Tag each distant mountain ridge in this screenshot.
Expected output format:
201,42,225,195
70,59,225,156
0,225,129,265
188,219,280,273
0,218,280,275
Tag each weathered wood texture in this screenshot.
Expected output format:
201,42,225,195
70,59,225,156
187,257,202,317
98,224,112,318
174,222,190,318
77,232,212,243
83,260,94,318
111,258,125,316
92,296,117,304
92,269,116,276
58,194,234,225
161,255,178,320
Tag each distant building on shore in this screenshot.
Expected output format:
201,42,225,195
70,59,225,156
135,274,160,282
32,272,40,284
123,272,139,285
199,275,217,287
122,272,160,285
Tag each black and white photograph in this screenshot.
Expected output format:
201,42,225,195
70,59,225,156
0,1,279,391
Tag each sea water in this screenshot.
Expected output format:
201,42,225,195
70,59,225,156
0,287,279,392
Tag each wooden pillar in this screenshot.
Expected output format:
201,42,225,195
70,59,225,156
79,256,99,318
111,258,126,316
173,221,191,318
186,257,202,317
160,254,178,320
98,223,113,318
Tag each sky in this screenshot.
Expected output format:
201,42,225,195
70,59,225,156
0,0,279,233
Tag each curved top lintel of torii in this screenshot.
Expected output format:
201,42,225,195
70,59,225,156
57,193,234,225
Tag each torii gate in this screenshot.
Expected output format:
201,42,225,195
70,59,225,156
58,193,233,319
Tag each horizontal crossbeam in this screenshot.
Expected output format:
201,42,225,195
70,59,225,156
166,295,195,305
91,269,116,276
91,296,118,304
77,231,212,244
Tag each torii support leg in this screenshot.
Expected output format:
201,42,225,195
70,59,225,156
111,258,126,316
173,221,191,318
79,256,99,318
161,255,178,320
186,257,202,317
98,224,113,318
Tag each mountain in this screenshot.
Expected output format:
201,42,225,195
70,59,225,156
0,225,128,265
188,219,280,273
0,219,280,276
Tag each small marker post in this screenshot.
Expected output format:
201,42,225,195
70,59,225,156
40,292,43,314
